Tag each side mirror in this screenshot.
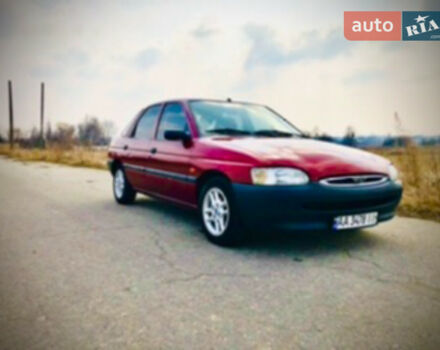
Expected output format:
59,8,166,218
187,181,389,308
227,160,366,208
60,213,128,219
164,130,191,142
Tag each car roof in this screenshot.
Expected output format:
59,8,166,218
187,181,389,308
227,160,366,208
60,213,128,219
146,98,266,108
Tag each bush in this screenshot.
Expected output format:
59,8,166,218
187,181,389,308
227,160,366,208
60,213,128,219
78,116,112,146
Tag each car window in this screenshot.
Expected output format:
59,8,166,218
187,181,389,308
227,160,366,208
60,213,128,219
189,101,302,137
157,103,189,140
133,105,161,139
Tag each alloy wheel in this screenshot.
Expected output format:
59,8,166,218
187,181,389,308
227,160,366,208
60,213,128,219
202,187,230,236
114,169,125,199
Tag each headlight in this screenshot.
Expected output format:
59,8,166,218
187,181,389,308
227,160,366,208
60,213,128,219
388,164,400,183
251,167,309,185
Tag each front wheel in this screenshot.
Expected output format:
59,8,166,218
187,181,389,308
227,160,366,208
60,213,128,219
113,168,136,204
199,177,247,246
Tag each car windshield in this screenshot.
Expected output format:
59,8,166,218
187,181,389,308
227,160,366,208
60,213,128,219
189,101,303,138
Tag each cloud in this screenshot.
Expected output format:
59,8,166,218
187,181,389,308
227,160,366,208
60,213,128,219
30,48,94,79
343,70,385,85
192,23,217,39
244,24,352,70
54,48,89,66
133,48,160,69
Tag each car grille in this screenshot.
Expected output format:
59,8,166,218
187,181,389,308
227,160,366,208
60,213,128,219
319,175,389,187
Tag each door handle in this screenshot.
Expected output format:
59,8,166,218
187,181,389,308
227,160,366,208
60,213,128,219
123,145,129,150
150,147,157,154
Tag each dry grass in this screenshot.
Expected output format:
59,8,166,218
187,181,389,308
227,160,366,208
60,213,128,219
1,143,439,222
0,144,107,170
373,146,440,222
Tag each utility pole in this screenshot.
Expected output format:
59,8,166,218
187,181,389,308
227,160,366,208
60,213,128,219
40,82,45,143
8,80,14,149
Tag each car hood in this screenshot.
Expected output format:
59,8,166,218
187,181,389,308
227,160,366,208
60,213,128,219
202,137,390,180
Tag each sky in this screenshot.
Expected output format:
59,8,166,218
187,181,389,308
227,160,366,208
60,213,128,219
0,0,439,137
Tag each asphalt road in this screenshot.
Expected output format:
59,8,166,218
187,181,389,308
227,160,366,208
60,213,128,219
0,157,439,350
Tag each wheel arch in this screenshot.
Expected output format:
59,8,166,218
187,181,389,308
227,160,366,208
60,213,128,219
110,159,123,175
196,170,231,199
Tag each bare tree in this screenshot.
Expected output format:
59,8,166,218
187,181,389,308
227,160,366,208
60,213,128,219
30,127,40,146
78,116,105,146
53,123,75,148
342,126,356,147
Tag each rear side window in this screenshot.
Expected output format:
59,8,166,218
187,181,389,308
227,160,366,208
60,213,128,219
157,103,189,140
133,105,161,139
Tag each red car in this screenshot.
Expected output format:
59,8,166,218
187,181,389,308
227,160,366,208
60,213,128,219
108,99,403,246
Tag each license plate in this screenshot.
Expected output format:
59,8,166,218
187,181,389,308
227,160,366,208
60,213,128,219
333,212,378,230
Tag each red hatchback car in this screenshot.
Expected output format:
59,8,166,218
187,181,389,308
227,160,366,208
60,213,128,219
108,99,403,246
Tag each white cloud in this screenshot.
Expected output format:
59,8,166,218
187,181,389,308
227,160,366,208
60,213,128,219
192,23,218,39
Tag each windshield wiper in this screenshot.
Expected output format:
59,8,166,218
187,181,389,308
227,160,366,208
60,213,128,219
206,128,252,136
206,128,301,138
253,129,293,137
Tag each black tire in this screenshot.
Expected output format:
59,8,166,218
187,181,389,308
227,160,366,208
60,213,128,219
198,177,247,247
113,167,136,204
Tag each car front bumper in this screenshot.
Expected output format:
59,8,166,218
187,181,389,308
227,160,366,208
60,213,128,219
232,180,403,231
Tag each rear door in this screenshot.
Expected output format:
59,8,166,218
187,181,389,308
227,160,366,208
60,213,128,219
147,102,196,207
123,104,162,192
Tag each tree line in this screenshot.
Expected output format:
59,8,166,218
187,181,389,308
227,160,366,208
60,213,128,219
1,121,438,149
0,116,116,148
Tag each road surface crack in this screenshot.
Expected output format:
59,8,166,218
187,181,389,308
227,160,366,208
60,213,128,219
344,249,385,271
163,271,255,284
146,225,256,284
149,227,189,275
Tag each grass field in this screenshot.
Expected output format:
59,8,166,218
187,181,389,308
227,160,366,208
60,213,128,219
1,144,439,222
0,145,107,170
373,146,440,222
